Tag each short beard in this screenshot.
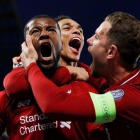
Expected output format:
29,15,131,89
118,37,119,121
91,63,106,78
91,69,100,78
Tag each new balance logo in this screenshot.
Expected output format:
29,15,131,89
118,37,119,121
67,90,71,94
60,121,71,129
17,100,31,107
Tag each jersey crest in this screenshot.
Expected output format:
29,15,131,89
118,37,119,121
110,89,124,100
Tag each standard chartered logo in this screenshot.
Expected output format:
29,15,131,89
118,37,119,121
19,114,58,135
20,122,58,135
19,114,72,135
60,121,71,129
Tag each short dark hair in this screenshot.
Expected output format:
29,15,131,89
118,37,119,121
105,12,140,65
24,14,60,39
55,15,71,22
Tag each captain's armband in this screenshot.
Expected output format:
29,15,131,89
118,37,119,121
89,91,116,124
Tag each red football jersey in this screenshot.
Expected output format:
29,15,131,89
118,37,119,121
3,62,105,140
102,67,140,140
4,66,71,98
25,63,140,140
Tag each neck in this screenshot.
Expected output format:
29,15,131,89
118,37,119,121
104,64,135,86
60,57,78,67
38,60,61,77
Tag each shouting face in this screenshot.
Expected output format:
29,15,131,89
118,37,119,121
58,19,84,63
26,17,62,70
87,21,111,78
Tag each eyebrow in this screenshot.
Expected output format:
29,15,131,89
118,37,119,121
46,25,56,29
31,25,56,30
61,22,83,30
30,26,39,30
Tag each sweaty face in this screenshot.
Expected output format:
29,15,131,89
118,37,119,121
58,19,84,62
26,17,62,70
87,21,111,78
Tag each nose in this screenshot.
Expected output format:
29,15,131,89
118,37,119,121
40,30,49,40
72,28,81,35
87,35,94,46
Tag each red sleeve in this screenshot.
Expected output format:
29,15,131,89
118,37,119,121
3,67,32,98
3,65,72,99
48,66,72,86
86,123,107,140
26,63,97,122
0,91,8,136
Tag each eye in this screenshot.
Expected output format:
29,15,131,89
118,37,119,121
63,26,70,30
48,28,56,32
94,34,98,39
32,29,39,34
80,29,83,33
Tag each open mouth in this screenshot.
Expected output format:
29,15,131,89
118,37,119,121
41,42,52,57
69,37,81,52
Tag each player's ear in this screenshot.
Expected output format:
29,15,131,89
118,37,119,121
107,45,117,59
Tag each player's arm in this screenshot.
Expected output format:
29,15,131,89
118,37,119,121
26,62,140,124
25,63,116,122
47,66,72,86
3,56,32,98
3,66,32,98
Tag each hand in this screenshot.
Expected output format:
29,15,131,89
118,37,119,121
66,66,89,81
20,35,38,69
13,56,22,68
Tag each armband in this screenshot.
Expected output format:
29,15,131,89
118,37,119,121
89,91,116,124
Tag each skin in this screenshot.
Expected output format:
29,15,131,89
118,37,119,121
23,17,62,71
14,17,88,81
87,20,131,86
87,21,111,78
58,19,84,66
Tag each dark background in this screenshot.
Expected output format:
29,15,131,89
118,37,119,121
1,0,140,91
